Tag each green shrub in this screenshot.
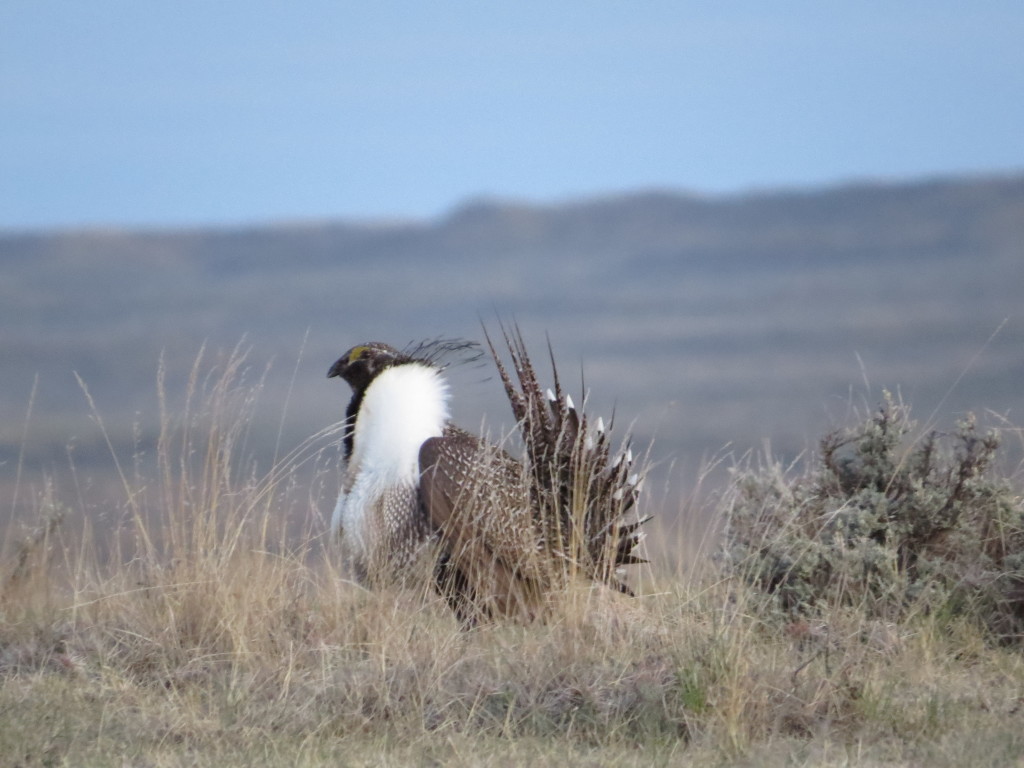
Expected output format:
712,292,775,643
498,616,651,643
722,393,1024,641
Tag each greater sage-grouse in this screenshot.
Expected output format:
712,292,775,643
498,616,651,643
328,327,648,621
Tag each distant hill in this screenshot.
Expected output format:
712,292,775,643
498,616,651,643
2,173,1023,522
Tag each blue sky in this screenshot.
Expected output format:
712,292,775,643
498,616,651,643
2,2,1023,231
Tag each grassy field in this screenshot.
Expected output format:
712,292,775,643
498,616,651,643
3,356,1024,767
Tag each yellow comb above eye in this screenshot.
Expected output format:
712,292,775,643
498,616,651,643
348,346,369,363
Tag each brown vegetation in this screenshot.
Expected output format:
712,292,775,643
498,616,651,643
3,353,1024,766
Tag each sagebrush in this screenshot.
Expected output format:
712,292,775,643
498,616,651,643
722,392,1024,641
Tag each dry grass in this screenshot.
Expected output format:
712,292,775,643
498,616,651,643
3,353,1024,767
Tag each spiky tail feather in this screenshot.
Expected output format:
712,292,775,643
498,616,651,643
483,323,650,595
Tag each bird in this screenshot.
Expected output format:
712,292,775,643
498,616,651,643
327,326,648,621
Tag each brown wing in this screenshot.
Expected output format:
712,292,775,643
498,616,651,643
419,429,548,622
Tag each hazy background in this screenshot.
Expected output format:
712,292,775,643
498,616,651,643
2,4,1022,542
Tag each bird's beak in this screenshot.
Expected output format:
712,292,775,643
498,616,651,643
327,357,347,379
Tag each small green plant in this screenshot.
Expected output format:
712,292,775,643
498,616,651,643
722,393,1024,641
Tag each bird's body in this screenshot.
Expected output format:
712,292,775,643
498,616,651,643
328,331,647,621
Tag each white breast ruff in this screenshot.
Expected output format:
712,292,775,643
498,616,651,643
331,363,450,550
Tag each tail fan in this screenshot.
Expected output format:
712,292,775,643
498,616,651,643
483,323,650,595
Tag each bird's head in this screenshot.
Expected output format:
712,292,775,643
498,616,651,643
327,342,411,394
329,338,482,395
